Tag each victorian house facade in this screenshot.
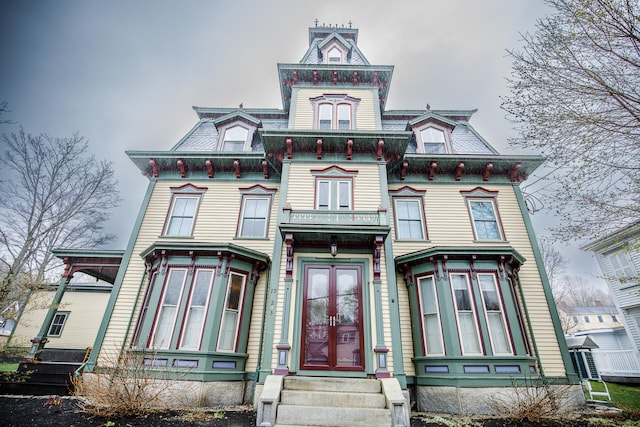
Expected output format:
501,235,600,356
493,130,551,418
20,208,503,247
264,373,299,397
37,24,581,421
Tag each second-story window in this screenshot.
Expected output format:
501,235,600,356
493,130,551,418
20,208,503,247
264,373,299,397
236,185,276,239
317,179,352,210
390,187,428,240
163,184,207,237
461,188,505,242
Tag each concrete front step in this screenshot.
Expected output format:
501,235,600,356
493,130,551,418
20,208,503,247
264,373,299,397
280,389,386,408
283,376,381,394
275,404,392,427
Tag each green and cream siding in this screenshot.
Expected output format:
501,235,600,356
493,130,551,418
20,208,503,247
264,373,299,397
85,24,577,409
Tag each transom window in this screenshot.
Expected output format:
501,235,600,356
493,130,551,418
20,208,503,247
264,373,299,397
163,185,207,237
48,312,69,337
221,125,249,152
461,188,505,241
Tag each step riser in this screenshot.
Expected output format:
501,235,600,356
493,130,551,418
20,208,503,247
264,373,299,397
276,405,391,427
283,377,381,394
280,389,386,408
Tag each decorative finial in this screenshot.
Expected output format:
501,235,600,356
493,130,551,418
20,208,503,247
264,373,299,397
348,20,352,28
239,103,244,110
314,18,319,27
426,103,431,112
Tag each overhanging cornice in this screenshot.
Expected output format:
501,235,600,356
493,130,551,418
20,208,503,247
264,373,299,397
395,246,526,269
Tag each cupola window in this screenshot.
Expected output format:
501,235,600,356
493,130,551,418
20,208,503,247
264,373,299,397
327,47,342,64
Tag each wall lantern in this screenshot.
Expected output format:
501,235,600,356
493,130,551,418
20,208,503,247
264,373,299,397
330,241,338,257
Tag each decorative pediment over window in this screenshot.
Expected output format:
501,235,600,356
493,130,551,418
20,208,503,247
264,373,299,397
310,94,361,130
318,38,351,64
311,165,359,178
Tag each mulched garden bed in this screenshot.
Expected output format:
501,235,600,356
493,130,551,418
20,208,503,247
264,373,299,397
0,395,629,427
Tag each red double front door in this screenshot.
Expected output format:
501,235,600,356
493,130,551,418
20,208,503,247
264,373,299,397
301,265,364,371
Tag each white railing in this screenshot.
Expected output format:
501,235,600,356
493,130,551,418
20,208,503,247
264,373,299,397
593,349,640,377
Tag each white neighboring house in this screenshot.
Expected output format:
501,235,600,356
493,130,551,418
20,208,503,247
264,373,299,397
583,222,640,382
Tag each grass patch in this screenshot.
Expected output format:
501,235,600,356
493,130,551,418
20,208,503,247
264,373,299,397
0,363,19,372
587,381,640,413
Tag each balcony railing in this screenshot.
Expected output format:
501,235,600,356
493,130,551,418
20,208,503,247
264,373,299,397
593,349,640,377
282,209,388,227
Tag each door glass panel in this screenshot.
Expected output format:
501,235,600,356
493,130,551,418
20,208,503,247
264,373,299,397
336,269,360,367
304,268,329,366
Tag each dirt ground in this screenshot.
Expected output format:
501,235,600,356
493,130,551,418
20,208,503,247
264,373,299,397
0,395,626,427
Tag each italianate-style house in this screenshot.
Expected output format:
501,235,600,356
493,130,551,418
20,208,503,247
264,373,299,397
31,24,583,424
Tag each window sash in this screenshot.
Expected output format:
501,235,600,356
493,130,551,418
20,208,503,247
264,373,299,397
239,196,270,237
418,276,444,355
469,200,501,240
395,198,425,239
337,104,351,129
478,274,512,355
151,269,187,349
48,312,68,337
165,196,199,236
316,179,352,210
218,273,246,352
179,269,214,350
451,274,482,355
420,127,447,154
222,126,248,151
609,251,636,280
319,104,333,129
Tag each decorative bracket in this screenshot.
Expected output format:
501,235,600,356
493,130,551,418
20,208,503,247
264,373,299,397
442,255,449,279
429,256,439,280
402,263,413,287
217,251,223,276
352,71,358,86
400,161,408,180
429,162,437,181
160,250,168,274
234,160,241,178
455,162,465,181
285,233,294,279
188,250,196,274
262,160,269,180
286,137,293,159
373,236,383,281
377,139,384,161
470,255,477,279
483,163,493,182
510,163,523,182
346,139,353,160
313,70,318,86
149,159,159,178
205,159,214,178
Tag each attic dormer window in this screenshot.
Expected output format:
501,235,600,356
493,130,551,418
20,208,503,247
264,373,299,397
415,124,451,154
328,47,342,64
219,124,251,152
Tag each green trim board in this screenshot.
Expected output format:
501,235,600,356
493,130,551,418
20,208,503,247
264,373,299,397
86,180,157,371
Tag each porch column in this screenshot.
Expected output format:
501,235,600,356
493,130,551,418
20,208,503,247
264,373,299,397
25,270,72,361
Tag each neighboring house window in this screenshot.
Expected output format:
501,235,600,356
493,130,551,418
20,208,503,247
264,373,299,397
418,275,444,355
163,185,207,237
420,127,447,154
150,268,188,349
608,250,636,282
179,269,214,350
221,125,249,152
451,273,482,355
311,94,360,130
612,315,618,322
218,272,246,352
236,185,276,238
48,312,69,337
573,316,579,323
584,316,590,323
478,274,512,355
461,188,505,241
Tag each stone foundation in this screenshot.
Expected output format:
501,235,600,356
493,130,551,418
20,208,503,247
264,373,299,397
415,384,586,415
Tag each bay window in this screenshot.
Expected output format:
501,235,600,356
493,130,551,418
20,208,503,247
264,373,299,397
478,273,512,355
418,276,444,355
451,273,482,355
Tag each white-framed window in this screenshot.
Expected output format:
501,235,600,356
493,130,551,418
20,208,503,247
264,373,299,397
236,185,276,238
150,268,188,349
450,273,482,355
612,315,618,322
418,275,444,355
419,126,448,154
179,269,214,350
220,125,250,152
394,198,426,240
311,94,360,130
163,185,207,237
478,274,512,355
461,188,505,241
584,316,590,323
327,46,342,64
218,272,246,352
316,179,352,210
608,250,636,282
48,312,69,337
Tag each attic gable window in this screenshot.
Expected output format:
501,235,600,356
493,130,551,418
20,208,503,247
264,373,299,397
328,47,342,64
416,125,451,154
311,94,360,130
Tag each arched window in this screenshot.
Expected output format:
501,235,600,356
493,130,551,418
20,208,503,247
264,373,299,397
420,127,447,154
221,125,249,152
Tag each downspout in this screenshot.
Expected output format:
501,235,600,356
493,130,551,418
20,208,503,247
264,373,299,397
514,269,548,387
253,263,272,401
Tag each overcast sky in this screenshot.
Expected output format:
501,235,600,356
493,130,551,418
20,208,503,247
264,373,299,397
0,0,607,288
